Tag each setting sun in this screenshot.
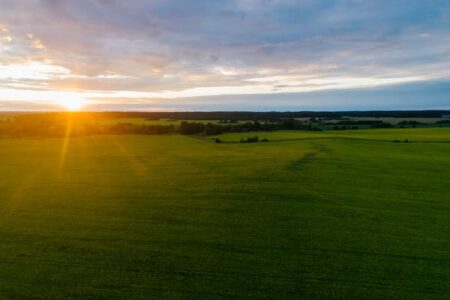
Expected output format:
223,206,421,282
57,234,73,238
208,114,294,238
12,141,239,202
0,1,449,299
57,98,87,111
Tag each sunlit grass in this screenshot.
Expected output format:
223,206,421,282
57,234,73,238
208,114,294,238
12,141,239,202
0,130,449,298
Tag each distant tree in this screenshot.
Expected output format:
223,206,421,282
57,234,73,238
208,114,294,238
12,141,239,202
283,119,296,130
205,123,223,135
253,121,262,130
179,121,205,135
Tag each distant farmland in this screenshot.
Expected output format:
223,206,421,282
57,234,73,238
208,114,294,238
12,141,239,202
0,127,449,298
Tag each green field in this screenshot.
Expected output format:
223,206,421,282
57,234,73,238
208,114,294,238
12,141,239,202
0,128,449,298
214,127,450,142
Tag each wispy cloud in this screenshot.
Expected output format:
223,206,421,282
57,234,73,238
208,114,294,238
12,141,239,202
0,0,449,110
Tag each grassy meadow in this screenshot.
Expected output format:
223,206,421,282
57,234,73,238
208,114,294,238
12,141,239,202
213,127,450,142
0,128,449,298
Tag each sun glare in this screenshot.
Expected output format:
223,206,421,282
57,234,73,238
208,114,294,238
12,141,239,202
58,98,87,111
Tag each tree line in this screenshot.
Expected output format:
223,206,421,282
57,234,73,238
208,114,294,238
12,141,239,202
1,112,448,138
114,110,450,120
0,115,324,137
178,120,322,135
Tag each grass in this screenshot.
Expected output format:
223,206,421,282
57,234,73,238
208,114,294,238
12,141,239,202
349,117,449,124
0,112,21,122
213,127,450,142
0,128,449,298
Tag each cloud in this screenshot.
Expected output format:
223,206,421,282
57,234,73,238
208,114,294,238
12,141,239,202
0,0,449,110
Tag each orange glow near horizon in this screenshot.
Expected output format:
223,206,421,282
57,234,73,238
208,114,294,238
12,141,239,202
56,98,87,111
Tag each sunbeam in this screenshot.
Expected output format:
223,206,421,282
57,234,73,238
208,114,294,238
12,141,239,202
58,113,74,172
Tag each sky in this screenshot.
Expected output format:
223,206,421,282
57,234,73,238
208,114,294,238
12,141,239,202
0,0,449,111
